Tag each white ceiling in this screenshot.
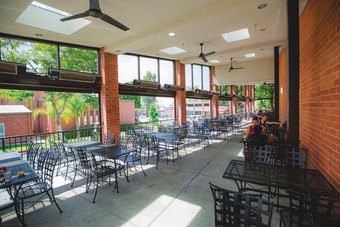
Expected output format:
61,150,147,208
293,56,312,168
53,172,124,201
0,0,308,85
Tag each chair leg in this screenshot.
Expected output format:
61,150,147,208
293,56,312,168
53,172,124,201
92,178,99,203
139,160,146,176
71,164,78,187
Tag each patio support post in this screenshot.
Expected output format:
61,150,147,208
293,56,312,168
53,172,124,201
99,49,120,140
274,46,280,122
175,61,187,125
287,0,300,147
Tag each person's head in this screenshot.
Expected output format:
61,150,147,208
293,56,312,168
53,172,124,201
253,125,262,134
262,115,268,122
251,116,259,126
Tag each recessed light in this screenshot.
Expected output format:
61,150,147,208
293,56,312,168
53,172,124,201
258,3,267,10
168,32,175,36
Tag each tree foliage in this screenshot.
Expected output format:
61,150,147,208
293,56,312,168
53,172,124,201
142,71,157,114
148,105,159,123
255,84,275,111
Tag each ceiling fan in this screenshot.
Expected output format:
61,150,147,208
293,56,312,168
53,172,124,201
198,43,215,62
228,58,244,72
60,0,129,31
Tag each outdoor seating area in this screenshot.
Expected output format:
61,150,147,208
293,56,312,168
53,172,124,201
1,118,339,226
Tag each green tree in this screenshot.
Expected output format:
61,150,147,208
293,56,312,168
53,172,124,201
148,105,159,124
68,94,88,138
255,84,275,111
33,92,75,132
142,71,157,115
0,89,34,107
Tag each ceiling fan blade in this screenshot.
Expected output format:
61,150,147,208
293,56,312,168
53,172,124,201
60,11,90,22
228,68,232,72
204,51,215,56
200,55,208,62
233,67,244,70
101,14,129,31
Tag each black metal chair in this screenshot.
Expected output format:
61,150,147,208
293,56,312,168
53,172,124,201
209,182,273,227
14,152,63,226
70,147,92,188
104,133,116,144
280,190,340,227
87,152,119,203
121,135,146,178
26,142,40,170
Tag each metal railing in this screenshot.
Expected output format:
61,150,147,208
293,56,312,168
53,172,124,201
1,127,100,153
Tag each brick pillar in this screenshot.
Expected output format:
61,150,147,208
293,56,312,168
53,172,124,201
175,61,186,125
231,85,237,115
210,66,218,118
99,49,120,139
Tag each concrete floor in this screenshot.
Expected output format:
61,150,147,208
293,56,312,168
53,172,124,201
1,132,282,227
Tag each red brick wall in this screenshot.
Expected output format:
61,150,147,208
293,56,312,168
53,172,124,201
99,49,120,138
231,85,237,114
299,0,339,190
175,61,187,125
279,47,288,122
0,114,33,136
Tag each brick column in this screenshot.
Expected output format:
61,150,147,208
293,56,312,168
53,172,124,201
175,61,186,125
210,66,218,118
231,85,237,115
244,85,249,118
99,49,120,139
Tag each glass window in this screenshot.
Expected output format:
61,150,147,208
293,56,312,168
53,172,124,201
185,64,192,90
140,56,158,81
193,65,202,89
60,46,98,74
0,38,58,74
159,59,174,85
118,55,138,83
202,66,210,90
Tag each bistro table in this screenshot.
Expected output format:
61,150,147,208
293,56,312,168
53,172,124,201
64,140,101,149
144,132,184,165
0,150,39,225
222,160,339,208
75,144,137,191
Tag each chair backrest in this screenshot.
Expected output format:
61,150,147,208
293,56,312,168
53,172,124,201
36,148,49,175
287,147,308,168
104,133,116,144
75,147,91,169
308,195,340,226
43,152,59,189
242,138,252,162
209,182,273,227
253,145,276,165
91,131,100,141
27,142,40,169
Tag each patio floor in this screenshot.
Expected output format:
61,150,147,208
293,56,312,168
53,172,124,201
1,131,283,227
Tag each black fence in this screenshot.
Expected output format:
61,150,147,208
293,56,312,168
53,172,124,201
1,127,100,153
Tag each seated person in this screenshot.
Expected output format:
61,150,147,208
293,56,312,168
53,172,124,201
248,125,268,146
245,116,266,138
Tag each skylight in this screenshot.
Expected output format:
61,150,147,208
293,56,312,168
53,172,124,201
16,1,91,35
160,46,186,55
245,53,256,58
221,28,250,43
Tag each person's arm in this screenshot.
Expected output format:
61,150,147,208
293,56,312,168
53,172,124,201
245,125,250,138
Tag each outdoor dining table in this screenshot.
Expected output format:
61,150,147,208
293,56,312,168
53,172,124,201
64,140,102,149
84,144,137,182
222,159,339,208
0,150,39,224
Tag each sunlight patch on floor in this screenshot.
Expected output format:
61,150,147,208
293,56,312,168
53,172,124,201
122,195,201,227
